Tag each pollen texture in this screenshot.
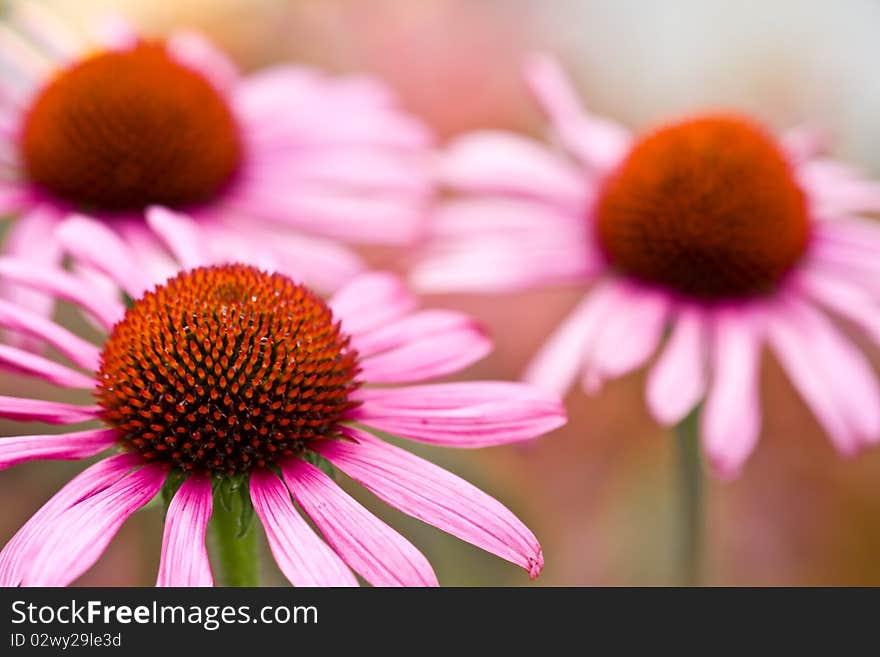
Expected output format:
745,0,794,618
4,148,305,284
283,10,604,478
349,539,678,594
21,43,241,212
595,115,809,299
96,265,360,475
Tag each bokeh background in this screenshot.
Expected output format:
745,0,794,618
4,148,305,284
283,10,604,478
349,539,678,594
3,0,880,585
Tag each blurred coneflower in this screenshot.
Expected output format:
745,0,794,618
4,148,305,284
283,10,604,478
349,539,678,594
414,54,880,481
0,1,432,315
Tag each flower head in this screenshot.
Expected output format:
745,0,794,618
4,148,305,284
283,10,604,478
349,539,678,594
0,3,432,316
0,215,563,585
413,54,880,477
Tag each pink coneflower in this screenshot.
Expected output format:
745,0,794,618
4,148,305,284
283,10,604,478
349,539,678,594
0,223,563,586
0,2,431,314
413,54,880,478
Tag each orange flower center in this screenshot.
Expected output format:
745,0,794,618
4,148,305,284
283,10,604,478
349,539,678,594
96,265,360,475
21,43,241,213
595,115,809,299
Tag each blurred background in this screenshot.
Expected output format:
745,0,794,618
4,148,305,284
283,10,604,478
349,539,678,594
3,0,880,586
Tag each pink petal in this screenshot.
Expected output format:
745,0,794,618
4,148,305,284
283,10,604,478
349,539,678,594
358,312,491,384
581,285,669,393
439,130,587,208
700,310,763,479
0,206,63,343
92,13,139,50
0,258,125,329
56,215,151,299
317,428,544,578
349,382,566,447
23,464,166,586
0,453,140,586
0,298,100,370
157,475,214,587
353,309,481,357
410,198,593,293
523,53,631,172
0,184,28,216
797,266,880,345
145,206,210,271
766,297,880,454
166,30,238,92
522,282,615,397
232,187,425,244
0,428,118,470
282,459,437,587
209,220,364,293
781,125,830,163
114,220,179,286
646,307,709,426
800,159,880,215
235,67,431,149
269,145,431,195
330,272,417,336
0,396,100,424
250,469,358,587
0,343,95,388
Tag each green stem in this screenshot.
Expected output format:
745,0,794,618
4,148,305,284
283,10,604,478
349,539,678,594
675,409,704,586
208,486,260,587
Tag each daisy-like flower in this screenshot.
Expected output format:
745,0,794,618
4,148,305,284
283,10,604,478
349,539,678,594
412,54,880,478
0,1,431,318
0,217,563,586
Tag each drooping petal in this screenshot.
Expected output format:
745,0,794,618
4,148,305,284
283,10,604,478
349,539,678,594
0,258,125,329
232,187,425,245
56,215,151,299
766,297,880,455
157,475,213,587
0,396,100,424
439,130,588,208
209,220,364,293
235,66,431,149
0,428,118,470
145,206,210,271
800,159,880,215
523,52,631,172
0,206,63,338
330,272,417,337
646,307,709,426
410,197,594,293
272,145,431,194
780,124,830,163
700,310,763,479
522,281,615,397
282,459,437,587
249,469,358,587
317,428,543,578
23,464,166,586
0,453,141,587
349,382,566,447
0,344,95,388
166,30,238,92
114,220,179,286
581,285,669,393
0,298,101,370
357,311,491,384
797,266,880,346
